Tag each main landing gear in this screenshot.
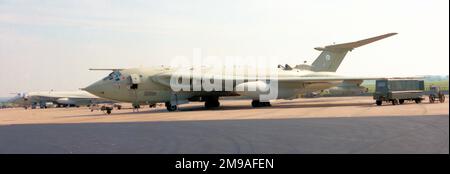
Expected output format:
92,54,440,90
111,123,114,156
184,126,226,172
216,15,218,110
251,100,271,107
204,96,220,109
165,96,221,111
165,102,178,111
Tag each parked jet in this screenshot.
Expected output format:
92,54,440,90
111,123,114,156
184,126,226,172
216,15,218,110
9,90,114,109
84,33,397,112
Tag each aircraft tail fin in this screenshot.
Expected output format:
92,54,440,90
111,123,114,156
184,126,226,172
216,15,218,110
311,33,397,72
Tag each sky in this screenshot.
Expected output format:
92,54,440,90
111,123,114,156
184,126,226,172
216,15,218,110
0,0,448,96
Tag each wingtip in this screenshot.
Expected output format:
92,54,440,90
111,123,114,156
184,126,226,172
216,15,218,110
386,32,398,36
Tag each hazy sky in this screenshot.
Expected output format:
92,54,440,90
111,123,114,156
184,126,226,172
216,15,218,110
0,0,448,96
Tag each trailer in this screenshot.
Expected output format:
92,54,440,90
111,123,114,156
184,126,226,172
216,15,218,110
373,79,424,106
428,86,445,103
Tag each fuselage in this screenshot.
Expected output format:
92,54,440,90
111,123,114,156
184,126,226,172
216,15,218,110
84,66,343,105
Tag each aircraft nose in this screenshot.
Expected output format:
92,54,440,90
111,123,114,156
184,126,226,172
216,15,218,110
84,80,107,96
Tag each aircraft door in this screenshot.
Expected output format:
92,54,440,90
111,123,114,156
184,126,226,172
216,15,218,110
128,74,142,107
129,74,141,89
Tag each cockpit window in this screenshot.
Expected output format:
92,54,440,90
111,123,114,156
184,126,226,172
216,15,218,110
103,71,122,81
103,72,113,80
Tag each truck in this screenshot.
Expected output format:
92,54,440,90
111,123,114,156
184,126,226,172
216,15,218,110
373,79,424,106
428,86,446,103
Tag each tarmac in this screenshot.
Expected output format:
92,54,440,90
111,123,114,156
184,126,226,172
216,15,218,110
0,96,448,154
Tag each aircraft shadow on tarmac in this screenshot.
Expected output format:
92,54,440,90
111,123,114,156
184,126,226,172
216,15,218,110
69,100,440,117
73,102,375,117
182,102,373,111
0,115,448,154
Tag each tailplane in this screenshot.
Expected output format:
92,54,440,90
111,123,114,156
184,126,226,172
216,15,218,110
311,33,397,72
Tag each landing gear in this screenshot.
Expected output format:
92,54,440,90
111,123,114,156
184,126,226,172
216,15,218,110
165,102,177,111
399,99,405,104
39,102,47,109
391,99,399,105
100,105,113,115
204,96,220,109
251,100,271,107
376,100,382,106
415,99,422,104
132,104,140,112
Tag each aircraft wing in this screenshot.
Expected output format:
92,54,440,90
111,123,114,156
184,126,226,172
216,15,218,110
152,72,386,86
29,92,99,100
276,75,424,83
151,71,422,90
275,76,386,83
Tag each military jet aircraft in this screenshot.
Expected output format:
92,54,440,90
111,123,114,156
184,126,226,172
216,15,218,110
84,33,397,112
9,90,114,109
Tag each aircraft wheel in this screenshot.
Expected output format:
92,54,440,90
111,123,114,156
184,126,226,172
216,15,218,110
252,100,271,107
106,109,111,114
415,99,421,104
376,100,382,106
205,101,220,108
165,102,177,111
399,99,405,104
167,105,177,111
391,99,398,105
214,101,220,107
204,97,220,108
252,100,260,107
